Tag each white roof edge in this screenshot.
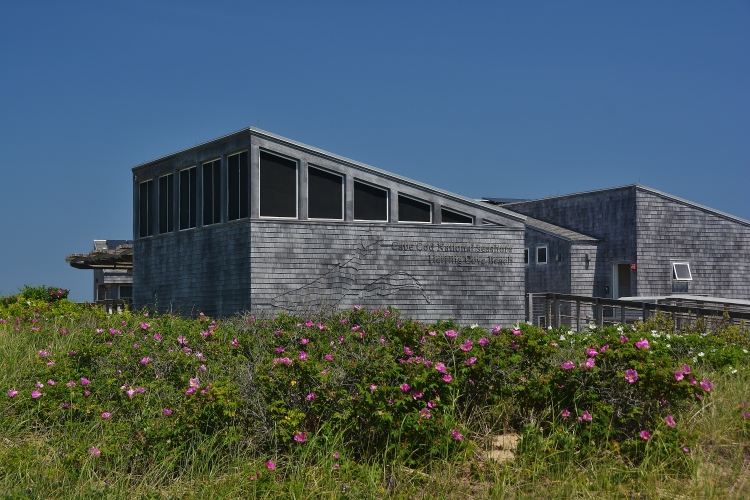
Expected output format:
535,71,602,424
131,126,526,223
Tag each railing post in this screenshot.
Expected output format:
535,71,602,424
596,298,603,327
576,300,581,331
642,303,647,323
554,296,560,328
546,295,552,330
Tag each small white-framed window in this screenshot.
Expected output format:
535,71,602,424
260,150,298,219
308,165,344,220
398,194,432,223
536,245,548,265
441,207,474,225
672,262,692,281
353,180,389,221
524,248,529,266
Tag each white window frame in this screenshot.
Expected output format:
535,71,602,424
397,193,432,224
259,150,299,220
307,164,344,221
536,245,548,265
672,262,693,281
440,207,474,225
353,179,389,222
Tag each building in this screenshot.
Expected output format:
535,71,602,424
488,185,750,301
131,128,527,326
66,239,133,307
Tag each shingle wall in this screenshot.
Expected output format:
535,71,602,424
524,228,571,294
636,189,750,299
250,221,525,326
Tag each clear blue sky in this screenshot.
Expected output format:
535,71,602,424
1,1,748,301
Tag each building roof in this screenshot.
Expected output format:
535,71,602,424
498,184,750,228
131,127,527,225
67,241,133,270
518,215,599,243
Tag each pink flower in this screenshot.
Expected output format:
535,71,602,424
700,379,713,392
584,357,595,369
136,387,146,393
370,384,377,391
185,387,196,396
325,354,333,361
400,383,410,392
640,430,651,440
478,337,489,346
231,338,239,347
624,369,638,384
101,412,111,419
435,362,447,374
265,460,275,470
410,390,423,400
600,345,609,353
491,325,502,335
66,380,76,387
451,429,463,441
665,414,676,427
89,447,101,456
7,389,18,398
578,410,592,422
428,400,436,408
301,338,310,345
420,408,432,419
304,320,314,327
140,322,150,330
682,446,690,453
306,392,316,401
444,330,458,339
511,329,522,336
351,325,361,332
80,377,91,386
379,337,386,344
560,361,575,370
465,357,477,366
459,340,473,352
47,379,57,386
619,335,629,343
674,370,684,381
84,390,91,397
298,351,307,361
163,408,173,415
274,347,285,353
635,338,650,349
38,350,52,357
153,333,162,340
561,409,570,418
741,412,750,419
428,330,437,336
689,376,697,386
442,374,453,383
189,377,200,388
199,364,206,372
200,331,211,337
340,318,348,325
35,382,44,389
177,335,187,344
586,348,599,358
680,364,691,374
404,346,412,356
126,388,136,398
294,432,306,443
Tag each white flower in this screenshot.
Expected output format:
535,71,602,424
559,335,566,341
470,324,479,329
698,352,705,357
666,344,671,348
744,349,748,354
693,357,697,363
731,369,738,374
651,333,661,338
666,333,671,339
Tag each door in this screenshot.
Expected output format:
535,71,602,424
613,264,631,299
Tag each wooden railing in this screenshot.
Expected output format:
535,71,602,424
94,299,132,314
528,293,750,331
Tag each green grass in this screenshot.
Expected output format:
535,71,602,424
1,297,748,498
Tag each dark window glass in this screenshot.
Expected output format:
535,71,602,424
260,151,297,217
537,246,548,264
179,167,196,230
354,181,388,221
524,248,529,265
203,159,221,225
441,208,473,224
119,286,133,299
398,195,431,222
228,151,249,221
672,263,692,280
158,174,174,233
308,166,343,219
138,180,153,238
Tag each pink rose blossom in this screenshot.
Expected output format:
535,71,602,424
700,379,713,392
665,414,676,427
444,330,458,339
680,364,691,374
435,362,447,374
586,348,599,358
624,369,638,384
600,345,609,353
465,357,477,366
301,338,310,345
420,408,431,419
512,329,522,336
560,361,575,370
459,340,473,352
66,381,76,387
294,432,306,443
635,338,650,349
674,370,684,381
640,430,651,440
478,337,489,346
101,412,111,419
451,429,463,440
442,374,453,383
298,351,307,361
428,330,437,336
561,409,570,418
578,410,592,422
491,325,502,335
306,392,316,401
47,379,57,386
89,446,101,456
80,377,91,386
404,346,412,356
619,335,629,343
7,389,18,398
266,460,275,470
400,383,410,392
163,408,172,415
35,382,44,389
325,354,333,361
231,338,239,347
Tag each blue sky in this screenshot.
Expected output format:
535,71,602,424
1,1,748,301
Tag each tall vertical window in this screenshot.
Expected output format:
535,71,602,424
260,151,297,218
308,166,343,220
354,180,388,221
228,151,248,221
138,180,153,238
537,245,548,265
441,208,473,225
398,194,431,223
179,167,197,230
203,159,221,226
158,173,174,234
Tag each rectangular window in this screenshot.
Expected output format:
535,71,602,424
138,180,153,238
203,159,222,226
260,151,297,218
228,151,249,221
672,262,692,281
524,248,529,265
441,207,473,224
308,166,343,220
398,194,431,223
179,167,197,230
537,245,548,265
119,285,133,299
354,180,388,221
158,174,174,234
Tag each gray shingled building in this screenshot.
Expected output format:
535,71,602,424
490,185,750,301
131,128,527,326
